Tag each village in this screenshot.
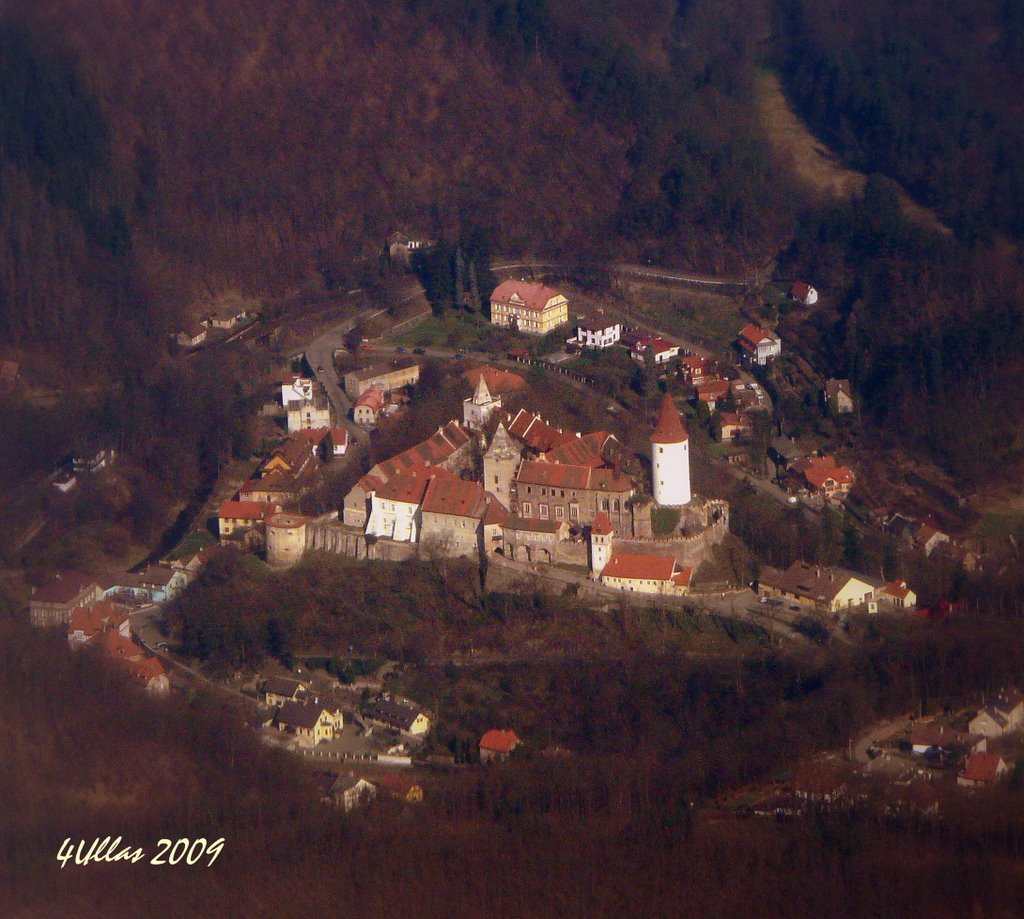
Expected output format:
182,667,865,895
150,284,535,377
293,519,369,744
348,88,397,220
16,267,1008,816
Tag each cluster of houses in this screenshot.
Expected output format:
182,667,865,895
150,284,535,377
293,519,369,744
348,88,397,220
261,676,432,751
344,360,421,426
28,563,192,629
769,440,857,504
25,575,171,693
909,693,1023,788
216,408,350,550
174,306,252,350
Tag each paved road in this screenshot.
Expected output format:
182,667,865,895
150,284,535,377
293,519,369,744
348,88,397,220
492,261,757,290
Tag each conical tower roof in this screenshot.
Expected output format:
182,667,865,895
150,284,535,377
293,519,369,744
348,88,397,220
651,394,688,444
486,421,517,459
473,374,493,404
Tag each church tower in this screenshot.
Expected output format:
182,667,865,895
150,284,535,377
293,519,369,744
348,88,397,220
651,393,690,506
589,511,615,577
483,422,519,508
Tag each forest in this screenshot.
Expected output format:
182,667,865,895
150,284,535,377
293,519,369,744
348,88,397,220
10,600,1024,915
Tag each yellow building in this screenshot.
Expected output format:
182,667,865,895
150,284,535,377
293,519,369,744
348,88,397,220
490,280,568,335
757,561,878,613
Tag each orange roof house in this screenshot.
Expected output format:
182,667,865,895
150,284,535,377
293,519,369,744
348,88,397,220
958,752,1009,787
599,552,693,595
479,729,522,762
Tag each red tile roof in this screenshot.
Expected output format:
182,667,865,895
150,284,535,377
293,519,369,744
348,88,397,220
592,512,614,536
797,456,854,490
354,385,386,411
69,601,126,638
421,475,487,518
295,427,329,445
696,380,730,401
960,752,1006,784
373,422,471,480
375,470,438,504
461,365,526,395
507,410,578,452
517,460,632,493
31,571,97,605
479,729,521,754
739,324,775,348
545,431,612,467
651,394,688,444
882,580,911,600
331,428,349,446
219,500,278,521
790,281,811,300
601,552,678,582
99,629,144,661
482,494,510,525
632,336,677,356
491,280,564,313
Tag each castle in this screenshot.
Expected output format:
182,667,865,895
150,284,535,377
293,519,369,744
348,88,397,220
268,388,728,593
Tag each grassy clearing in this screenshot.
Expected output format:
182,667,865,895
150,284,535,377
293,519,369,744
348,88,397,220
977,511,1024,543
391,311,519,353
622,281,746,349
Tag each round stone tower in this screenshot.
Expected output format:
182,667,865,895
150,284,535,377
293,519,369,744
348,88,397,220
651,393,690,507
266,513,311,567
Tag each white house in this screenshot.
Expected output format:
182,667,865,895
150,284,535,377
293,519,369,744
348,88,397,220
572,318,622,349
365,472,431,542
281,376,314,407
790,282,819,305
631,336,680,364
737,324,781,365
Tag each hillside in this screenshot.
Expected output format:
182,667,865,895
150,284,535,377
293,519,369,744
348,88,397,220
0,0,796,371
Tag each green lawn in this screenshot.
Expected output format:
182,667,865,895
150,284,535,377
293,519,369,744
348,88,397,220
391,311,519,354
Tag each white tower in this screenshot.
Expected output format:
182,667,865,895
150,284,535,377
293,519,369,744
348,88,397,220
463,374,501,430
589,512,615,577
651,393,690,506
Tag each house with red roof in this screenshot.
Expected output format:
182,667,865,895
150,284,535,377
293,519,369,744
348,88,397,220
737,324,781,365
599,552,693,595
718,411,753,443
218,500,282,540
479,729,522,762
365,468,441,542
788,455,855,502
29,571,102,628
330,428,349,457
790,281,818,305
878,580,917,610
630,336,681,364
490,280,568,335
353,384,387,425
68,601,130,648
958,752,1009,787
696,379,731,410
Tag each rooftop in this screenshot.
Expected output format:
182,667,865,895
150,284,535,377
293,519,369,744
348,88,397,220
651,393,688,444
491,279,565,312
601,552,679,582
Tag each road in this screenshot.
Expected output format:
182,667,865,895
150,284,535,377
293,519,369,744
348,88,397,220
492,261,757,291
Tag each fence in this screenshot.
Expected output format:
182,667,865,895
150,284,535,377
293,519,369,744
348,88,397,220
506,354,597,388
298,748,413,767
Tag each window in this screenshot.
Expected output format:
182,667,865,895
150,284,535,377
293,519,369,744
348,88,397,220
659,446,664,454
569,504,579,519
539,504,549,519
602,499,610,511
494,475,498,484
522,502,532,516
555,506,564,520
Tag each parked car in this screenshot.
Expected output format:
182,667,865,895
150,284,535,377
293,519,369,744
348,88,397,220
395,347,407,353
413,348,426,355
